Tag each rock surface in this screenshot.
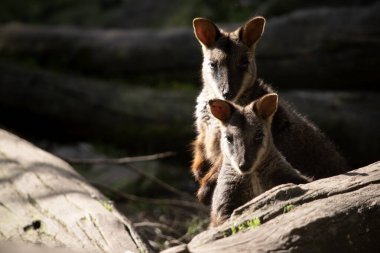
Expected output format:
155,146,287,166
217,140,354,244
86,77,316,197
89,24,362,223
163,161,380,253
0,129,151,253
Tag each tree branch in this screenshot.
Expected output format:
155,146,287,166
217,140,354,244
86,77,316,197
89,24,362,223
62,151,176,164
92,182,208,213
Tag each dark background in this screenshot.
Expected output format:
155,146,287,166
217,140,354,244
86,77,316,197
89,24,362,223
0,0,379,250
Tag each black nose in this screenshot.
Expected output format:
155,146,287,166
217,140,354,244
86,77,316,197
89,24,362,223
239,161,251,172
223,91,233,100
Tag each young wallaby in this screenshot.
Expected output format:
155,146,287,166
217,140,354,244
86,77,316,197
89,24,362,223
191,16,348,205
209,94,310,226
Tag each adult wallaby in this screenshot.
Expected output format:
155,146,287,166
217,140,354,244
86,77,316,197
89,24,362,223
209,94,310,226
191,16,348,205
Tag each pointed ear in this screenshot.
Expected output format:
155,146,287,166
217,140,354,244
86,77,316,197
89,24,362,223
193,18,220,48
239,16,266,48
254,93,278,119
209,99,234,122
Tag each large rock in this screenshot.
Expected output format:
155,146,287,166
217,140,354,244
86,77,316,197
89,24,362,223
163,161,380,253
0,129,151,252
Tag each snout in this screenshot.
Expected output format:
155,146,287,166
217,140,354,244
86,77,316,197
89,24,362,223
238,161,251,173
222,91,234,100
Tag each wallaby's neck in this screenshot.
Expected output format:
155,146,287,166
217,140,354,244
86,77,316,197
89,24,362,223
256,143,292,173
253,134,310,195
201,76,272,103
202,78,273,106
236,78,273,105
249,131,294,195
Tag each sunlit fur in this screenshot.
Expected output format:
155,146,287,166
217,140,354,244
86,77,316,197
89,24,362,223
210,97,310,226
192,17,349,206
193,20,261,204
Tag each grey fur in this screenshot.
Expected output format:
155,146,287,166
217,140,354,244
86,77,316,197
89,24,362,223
210,98,310,226
193,17,349,205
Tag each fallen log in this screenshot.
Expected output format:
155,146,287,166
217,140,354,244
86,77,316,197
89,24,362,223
0,129,151,253
0,3,380,88
163,161,380,253
0,62,378,165
0,61,196,152
257,2,380,89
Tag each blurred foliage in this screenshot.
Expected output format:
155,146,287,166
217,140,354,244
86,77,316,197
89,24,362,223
0,0,377,28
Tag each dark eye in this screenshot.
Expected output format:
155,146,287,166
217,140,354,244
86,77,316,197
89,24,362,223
226,134,234,143
209,61,217,70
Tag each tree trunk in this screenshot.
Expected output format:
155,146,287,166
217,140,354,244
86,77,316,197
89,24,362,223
163,161,380,253
0,129,151,253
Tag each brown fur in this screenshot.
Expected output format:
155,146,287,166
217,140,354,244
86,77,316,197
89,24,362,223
210,95,310,226
191,16,349,205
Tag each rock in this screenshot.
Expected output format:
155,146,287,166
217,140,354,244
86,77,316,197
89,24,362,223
163,161,380,253
0,129,151,252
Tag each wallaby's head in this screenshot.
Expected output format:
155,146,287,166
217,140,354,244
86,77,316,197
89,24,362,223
193,16,265,101
209,93,278,174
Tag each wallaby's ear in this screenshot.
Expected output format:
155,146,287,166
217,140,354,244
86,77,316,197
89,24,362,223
209,99,233,122
239,16,266,48
193,18,220,48
254,93,278,119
